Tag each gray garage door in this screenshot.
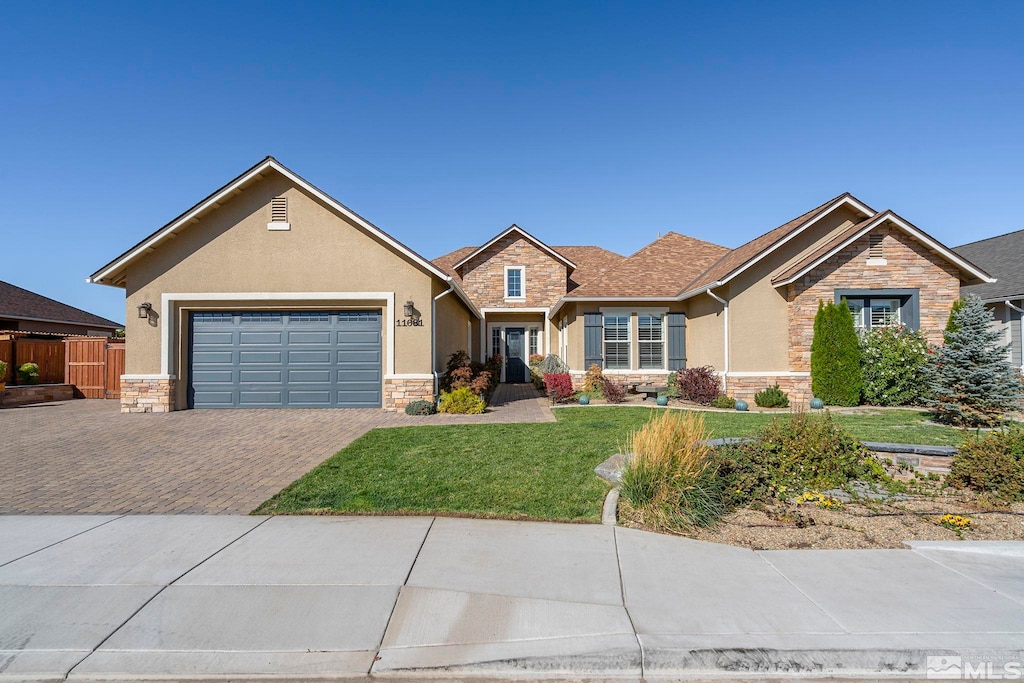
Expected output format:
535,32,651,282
188,310,382,408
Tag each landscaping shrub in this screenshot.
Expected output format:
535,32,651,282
583,363,605,395
543,372,574,403
711,394,735,409
944,297,966,340
675,366,720,405
619,411,725,531
404,400,437,416
754,384,789,408
438,387,486,414
947,426,1024,501
716,411,880,503
441,350,496,398
810,300,862,406
17,362,40,385
859,325,929,406
601,377,626,403
926,295,1023,426
528,354,545,388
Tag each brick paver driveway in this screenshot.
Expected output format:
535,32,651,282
0,385,553,514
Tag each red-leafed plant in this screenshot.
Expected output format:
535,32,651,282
601,378,627,403
675,366,721,405
543,372,574,404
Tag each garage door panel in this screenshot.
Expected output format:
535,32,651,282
239,331,283,345
189,310,382,409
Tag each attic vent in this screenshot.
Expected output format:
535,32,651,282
868,234,884,258
268,196,290,231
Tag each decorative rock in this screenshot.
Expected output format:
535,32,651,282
656,396,668,406
734,399,748,411
579,395,590,405
810,397,825,410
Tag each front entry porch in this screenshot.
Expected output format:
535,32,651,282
485,314,546,383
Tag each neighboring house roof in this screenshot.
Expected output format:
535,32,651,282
88,156,481,318
772,210,994,287
450,225,577,271
956,228,1024,302
569,232,730,298
0,280,121,329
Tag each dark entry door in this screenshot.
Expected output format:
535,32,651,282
505,328,527,383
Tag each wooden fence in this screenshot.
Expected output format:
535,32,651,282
64,337,126,398
0,338,66,384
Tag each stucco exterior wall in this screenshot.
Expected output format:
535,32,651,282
120,170,470,409
458,234,568,309
684,294,724,370
561,301,686,374
786,224,961,372
433,283,474,369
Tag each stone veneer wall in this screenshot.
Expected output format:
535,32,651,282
384,377,434,411
726,376,812,405
787,225,960,373
458,233,568,309
121,377,175,413
569,371,672,391
0,384,75,408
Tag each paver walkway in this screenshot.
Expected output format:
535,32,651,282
0,384,552,514
1,516,1021,682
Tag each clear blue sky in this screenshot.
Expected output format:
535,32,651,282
2,1,1022,324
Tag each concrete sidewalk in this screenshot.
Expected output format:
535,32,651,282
1,515,1022,682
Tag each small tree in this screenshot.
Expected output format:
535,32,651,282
810,300,862,406
927,295,1023,426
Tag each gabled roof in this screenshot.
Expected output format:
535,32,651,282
569,233,729,298
679,192,876,296
771,210,995,287
451,225,577,272
0,280,121,329
432,244,624,293
88,156,481,318
956,228,1024,301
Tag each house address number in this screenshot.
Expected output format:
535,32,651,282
397,319,424,327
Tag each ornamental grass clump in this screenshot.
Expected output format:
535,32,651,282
619,411,724,532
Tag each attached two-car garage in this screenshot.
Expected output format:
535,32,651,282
188,310,382,408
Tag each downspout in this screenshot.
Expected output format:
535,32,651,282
432,280,456,398
1007,301,1024,371
706,288,729,393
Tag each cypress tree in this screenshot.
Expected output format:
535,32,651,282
927,295,1023,426
810,299,863,406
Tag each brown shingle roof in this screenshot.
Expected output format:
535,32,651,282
432,245,625,291
680,192,870,295
432,246,477,282
569,232,730,298
0,280,121,329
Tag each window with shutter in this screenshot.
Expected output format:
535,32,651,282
638,314,664,369
604,315,630,370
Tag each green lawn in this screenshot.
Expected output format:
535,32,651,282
255,406,966,521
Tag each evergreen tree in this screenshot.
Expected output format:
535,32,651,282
927,295,1023,426
810,299,863,406
944,297,965,341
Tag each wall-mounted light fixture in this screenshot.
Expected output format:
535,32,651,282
404,301,416,318
137,302,153,319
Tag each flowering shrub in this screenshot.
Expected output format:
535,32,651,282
543,372,574,403
859,325,929,406
675,366,720,405
438,387,486,414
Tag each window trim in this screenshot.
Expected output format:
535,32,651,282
528,327,540,357
504,265,526,301
637,313,666,370
836,289,919,331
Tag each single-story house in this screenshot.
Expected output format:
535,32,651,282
955,229,1023,372
89,157,994,412
0,280,121,337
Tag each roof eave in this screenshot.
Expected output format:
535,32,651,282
451,225,578,272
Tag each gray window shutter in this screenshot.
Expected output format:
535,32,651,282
584,313,603,369
667,313,686,371
901,292,920,330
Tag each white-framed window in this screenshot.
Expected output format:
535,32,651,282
847,300,865,329
528,328,539,356
504,266,525,300
604,314,630,370
638,314,665,369
845,297,900,330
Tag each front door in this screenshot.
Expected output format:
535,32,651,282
505,328,527,383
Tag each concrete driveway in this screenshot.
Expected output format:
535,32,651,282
0,386,553,514
1,515,1022,682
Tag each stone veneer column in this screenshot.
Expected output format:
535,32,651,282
383,377,434,411
120,377,176,413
